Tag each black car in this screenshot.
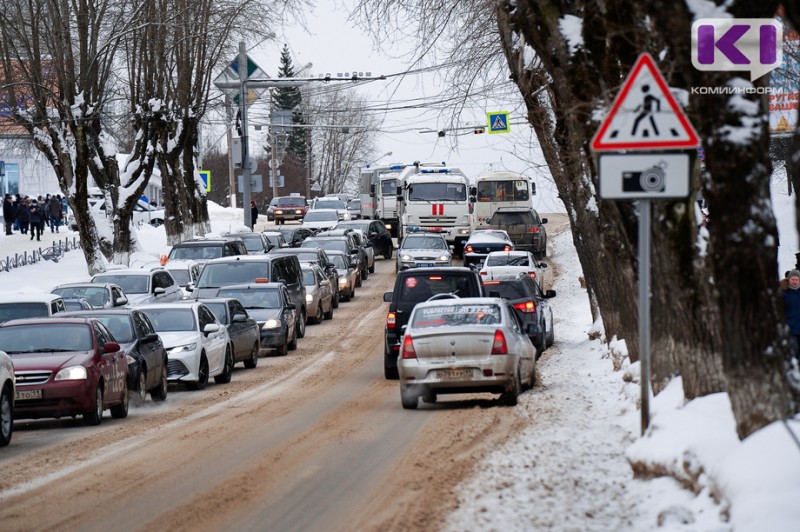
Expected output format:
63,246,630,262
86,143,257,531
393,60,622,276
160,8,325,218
488,207,548,259
224,232,272,254
217,283,297,356
463,229,514,268
267,247,340,308
277,226,316,248
317,229,372,278
62,309,169,402
482,273,556,356
195,298,260,369
301,236,364,286
382,267,484,379
336,219,393,259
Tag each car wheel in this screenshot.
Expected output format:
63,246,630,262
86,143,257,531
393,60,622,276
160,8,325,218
83,385,104,425
110,381,129,419
311,305,323,325
369,262,375,274
332,290,340,308
297,310,306,338
214,347,233,384
356,273,362,288
244,342,259,369
288,326,298,350
277,334,289,356
150,363,168,401
361,265,368,280
187,354,209,390
323,301,334,320
134,368,147,404
502,369,521,407
385,245,393,260
350,286,356,300
0,384,13,447
536,324,547,358
400,388,418,409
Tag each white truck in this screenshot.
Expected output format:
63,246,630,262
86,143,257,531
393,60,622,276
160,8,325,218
395,163,473,256
359,164,409,236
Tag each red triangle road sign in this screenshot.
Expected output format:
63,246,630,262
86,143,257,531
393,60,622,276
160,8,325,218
591,53,699,152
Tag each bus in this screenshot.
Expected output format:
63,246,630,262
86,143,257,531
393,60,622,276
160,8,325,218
471,170,534,230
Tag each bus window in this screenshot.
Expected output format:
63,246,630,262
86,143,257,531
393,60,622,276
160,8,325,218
476,180,529,202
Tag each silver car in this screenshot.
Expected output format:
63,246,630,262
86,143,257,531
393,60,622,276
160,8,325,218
302,265,334,324
326,250,357,302
51,282,129,309
91,268,183,305
396,233,452,272
397,297,537,409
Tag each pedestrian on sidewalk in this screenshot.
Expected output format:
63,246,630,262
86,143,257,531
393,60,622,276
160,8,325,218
28,199,43,241
16,198,30,235
783,269,800,356
250,200,259,231
12,194,22,231
47,194,62,232
3,195,15,235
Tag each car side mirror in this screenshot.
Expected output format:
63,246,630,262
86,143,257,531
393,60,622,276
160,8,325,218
538,263,548,269
203,323,220,334
383,291,393,302
545,290,557,298
449,245,455,251
115,296,129,306
232,313,248,322
153,287,166,295
370,184,376,195
469,186,477,197
400,324,407,334
286,302,296,310
541,217,548,224
142,333,159,343
103,341,121,353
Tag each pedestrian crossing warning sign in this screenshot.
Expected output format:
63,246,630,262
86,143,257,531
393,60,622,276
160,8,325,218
487,111,510,134
591,53,698,152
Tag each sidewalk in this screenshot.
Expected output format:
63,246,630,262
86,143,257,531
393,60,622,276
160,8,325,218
1,224,80,261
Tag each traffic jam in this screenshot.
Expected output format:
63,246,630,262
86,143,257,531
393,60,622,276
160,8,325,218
0,163,553,446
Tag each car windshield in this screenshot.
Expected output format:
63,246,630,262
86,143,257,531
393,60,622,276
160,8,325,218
348,200,360,208
314,200,344,210
168,245,222,261
52,286,110,307
240,235,264,252
279,198,306,207
303,240,348,253
203,302,229,325
399,274,475,302
407,182,466,202
482,282,526,300
93,315,135,343
0,303,51,324
492,212,534,226
402,236,447,250
167,269,191,286
196,262,270,288
304,211,338,222
0,323,93,353
329,254,348,269
217,289,281,309
302,270,317,286
381,179,397,195
486,255,530,267
92,274,149,294
140,308,196,332
411,304,502,328
263,234,283,247
339,222,369,232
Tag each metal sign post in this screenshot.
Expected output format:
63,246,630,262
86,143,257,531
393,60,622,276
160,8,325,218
238,42,252,230
638,199,651,434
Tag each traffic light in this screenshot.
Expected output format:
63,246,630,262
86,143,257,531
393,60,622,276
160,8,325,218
474,127,485,134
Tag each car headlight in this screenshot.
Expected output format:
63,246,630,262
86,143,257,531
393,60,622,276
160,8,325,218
262,319,281,329
169,343,197,355
306,294,313,303
401,254,412,261
438,254,450,261
339,277,348,285
54,365,88,381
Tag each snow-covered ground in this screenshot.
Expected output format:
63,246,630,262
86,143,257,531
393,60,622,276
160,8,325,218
2,193,799,531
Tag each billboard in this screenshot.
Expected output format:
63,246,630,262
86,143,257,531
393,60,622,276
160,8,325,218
770,16,800,135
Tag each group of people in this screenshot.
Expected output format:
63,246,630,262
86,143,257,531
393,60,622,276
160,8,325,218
2,193,68,241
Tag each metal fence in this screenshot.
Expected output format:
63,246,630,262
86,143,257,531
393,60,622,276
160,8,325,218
0,237,81,272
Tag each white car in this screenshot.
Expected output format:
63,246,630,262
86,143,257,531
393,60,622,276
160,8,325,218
311,198,351,221
302,209,340,231
0,350,14,447
91,267,183,305
137,301,232,390
479,251,548,287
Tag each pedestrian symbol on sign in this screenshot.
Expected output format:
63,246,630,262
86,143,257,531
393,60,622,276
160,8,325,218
486,111,510,134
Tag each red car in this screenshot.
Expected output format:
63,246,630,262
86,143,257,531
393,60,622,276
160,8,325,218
0,317,129,425
273,196,308,225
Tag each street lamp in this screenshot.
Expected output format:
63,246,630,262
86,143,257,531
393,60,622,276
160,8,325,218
368,151,393,166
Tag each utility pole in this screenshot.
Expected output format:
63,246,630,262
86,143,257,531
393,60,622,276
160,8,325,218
305,127,312,198
225,94,236,208
269,88,279,201
238,42,252,229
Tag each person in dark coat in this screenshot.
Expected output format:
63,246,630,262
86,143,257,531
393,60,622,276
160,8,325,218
250,200,259,231
16,198,30,235
28,199,43,241
47,194,62,233
3,195,15,235
12,194,21,231
783,269,800,356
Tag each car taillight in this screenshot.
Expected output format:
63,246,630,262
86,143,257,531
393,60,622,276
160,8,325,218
528,227,539,233
491,330,508,355
529,272,537,280
503,245,512,251
387,312,396,329
480,271,487,276
465,245,474,253
401,335,417,359
513,300,536,313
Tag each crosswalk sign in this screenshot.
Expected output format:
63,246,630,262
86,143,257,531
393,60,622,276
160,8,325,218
487,111,510,134
198,170,211,192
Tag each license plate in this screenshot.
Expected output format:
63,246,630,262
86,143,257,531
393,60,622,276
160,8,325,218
435,368,473,380
417,263,434,267
15,389,42,401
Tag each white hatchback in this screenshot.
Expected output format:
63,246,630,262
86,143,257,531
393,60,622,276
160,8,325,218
137,302,232,390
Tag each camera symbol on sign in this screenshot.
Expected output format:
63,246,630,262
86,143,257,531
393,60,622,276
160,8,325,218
622,161,667,193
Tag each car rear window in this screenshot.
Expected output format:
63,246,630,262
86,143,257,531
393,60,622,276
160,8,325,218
0,303,50,323
486,255,530,267
197,262,270,288
412,304,501,328
482,281,526,300
399,274,475,302
169,245,222,261
217,288,281,309
93,274,149,294
491,212,534,225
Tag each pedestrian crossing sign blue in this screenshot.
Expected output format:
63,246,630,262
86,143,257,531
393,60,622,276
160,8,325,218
487,111,510,134
198,170,211,192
